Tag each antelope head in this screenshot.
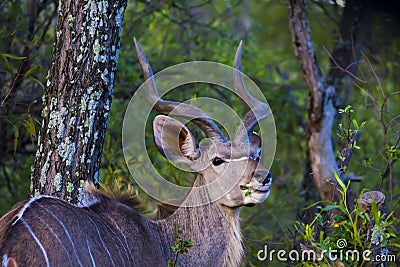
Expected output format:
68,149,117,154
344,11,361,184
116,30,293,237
134,39,272,208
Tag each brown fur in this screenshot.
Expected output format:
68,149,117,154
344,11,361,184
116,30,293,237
0,192,167,266
151,200,180,220
0,201,26,247
85,182,147,212
85,182,179,220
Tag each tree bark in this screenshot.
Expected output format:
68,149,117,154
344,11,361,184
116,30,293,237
31,0,127,203
288,0,373,203
288,0,340,202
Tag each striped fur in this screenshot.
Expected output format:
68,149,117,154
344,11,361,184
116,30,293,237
0,190,165,266
0,184,244,266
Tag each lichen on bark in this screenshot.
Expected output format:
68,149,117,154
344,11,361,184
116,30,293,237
31,0,128,203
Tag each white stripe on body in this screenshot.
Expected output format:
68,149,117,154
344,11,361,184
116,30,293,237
94,218,127,267
36,204,73,265
21,218,50,267
105,214,133,262
225,157,248,162
86,216,116,267
86,239,96,267
12,195,60,226
2,254,8,267
37,203,83,266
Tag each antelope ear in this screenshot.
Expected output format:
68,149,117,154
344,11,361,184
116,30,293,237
153,115,199,163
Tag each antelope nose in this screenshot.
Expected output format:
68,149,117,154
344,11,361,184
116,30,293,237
254,171,272,185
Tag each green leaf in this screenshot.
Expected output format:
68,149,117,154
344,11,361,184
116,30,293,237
387,242,400,248
321,205,340,212
333,170,346,191
13,129,19,154
352,119,359,129
304,201,323,210
365,212,370,222
0,53,26,60
319,230,324,243
371,199,379,223
25,65,41,76
27,76,44,88
1,56,11,72
27,117,36,137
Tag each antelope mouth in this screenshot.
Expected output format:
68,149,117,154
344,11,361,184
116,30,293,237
240,185,270,194
254,189,269,193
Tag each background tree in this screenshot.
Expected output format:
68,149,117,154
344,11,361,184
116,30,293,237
29,0,127,202
288,0,372,204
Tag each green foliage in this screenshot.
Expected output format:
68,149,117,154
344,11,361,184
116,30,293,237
168,223,195,267
337,105,366,173
244,185,253,197
294,181,400,266
0,0,55,212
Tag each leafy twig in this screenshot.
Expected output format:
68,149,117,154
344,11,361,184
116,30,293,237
168,223,194,267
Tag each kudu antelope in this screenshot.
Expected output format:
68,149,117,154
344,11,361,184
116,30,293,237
0,40,272,267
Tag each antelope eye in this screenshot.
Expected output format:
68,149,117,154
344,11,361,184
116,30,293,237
212,157,225,166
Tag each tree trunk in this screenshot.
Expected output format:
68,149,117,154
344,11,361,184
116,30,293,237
288,0,340,202
288,0,373,203
30,0,127,203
